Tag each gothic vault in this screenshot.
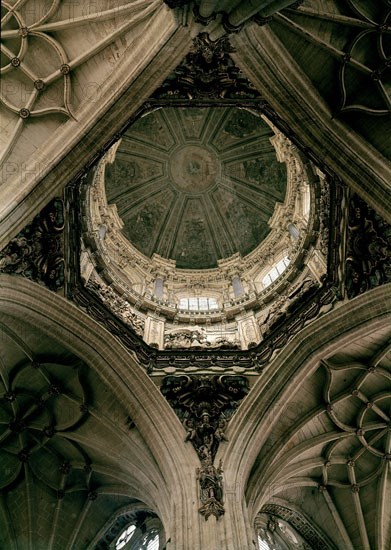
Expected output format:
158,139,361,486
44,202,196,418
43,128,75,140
0,1,390,549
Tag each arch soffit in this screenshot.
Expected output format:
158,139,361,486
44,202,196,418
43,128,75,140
0,275,199,491
220,284,391,504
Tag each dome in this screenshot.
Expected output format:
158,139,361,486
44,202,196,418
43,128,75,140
104,107,287,269
81,104,321,351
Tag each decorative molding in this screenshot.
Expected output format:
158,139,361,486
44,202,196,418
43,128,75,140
0,198,64,290
259,277,320,335
86,276,145,337
86,120,310,291
61,35,348,372
161,374,249,519
164,1,305,33
164,329,240,350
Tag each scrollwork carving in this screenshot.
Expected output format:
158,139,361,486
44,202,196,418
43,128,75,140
86,277,145,336
0,198,64,290
153,33,259,100
345,193,391,298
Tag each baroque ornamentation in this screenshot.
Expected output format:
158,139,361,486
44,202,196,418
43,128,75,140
0,198,64,290
197,460,225,520
62,34,343,374
164,329,239,350
153,33,260,100
318,176,330,257
259,278,320,335
65,170,339,375
345,193,391,299
86,277,145,337
161,375,249,519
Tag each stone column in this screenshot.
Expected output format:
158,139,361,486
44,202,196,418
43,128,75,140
163,453,254,550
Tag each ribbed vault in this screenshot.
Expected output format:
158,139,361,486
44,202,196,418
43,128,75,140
221,285,391,550
1,1,390,246
0,275,201,549
0,2,390,549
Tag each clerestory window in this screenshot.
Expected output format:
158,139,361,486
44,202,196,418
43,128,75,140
115,525,159,550
262,257,290,289
145,534,159,550
179,297,219,311
257,534,273,550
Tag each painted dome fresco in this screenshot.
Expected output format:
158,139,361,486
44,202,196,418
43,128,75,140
104,107,287,269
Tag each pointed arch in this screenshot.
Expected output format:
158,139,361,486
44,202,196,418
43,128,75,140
0,274,200,542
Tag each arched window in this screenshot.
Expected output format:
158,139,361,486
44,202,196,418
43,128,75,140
179,297,219,311
302,183,310,220
257,533,273,550
232,275,245,297
154,277,164,298
146,534,159,550
116,525,136,549
262,256,290,289
287,223,300,241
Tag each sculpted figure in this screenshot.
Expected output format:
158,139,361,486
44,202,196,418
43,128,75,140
183,418,196,442
214,418,228,442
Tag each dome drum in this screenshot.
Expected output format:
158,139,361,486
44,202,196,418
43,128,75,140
72,103,332,357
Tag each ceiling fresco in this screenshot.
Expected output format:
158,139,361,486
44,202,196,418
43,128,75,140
104,107,287,269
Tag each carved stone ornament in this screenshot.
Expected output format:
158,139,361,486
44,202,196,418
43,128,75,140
164,329,239,350
197,460,225,520
161,374,249,519
86,277,145,337
153,33,260,100
345,193,391,298
0,198,64,290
